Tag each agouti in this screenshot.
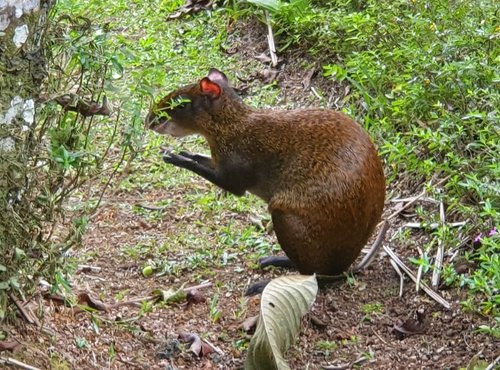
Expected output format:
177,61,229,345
145,69,385,276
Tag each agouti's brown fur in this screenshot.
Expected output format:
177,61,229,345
145,69,385,276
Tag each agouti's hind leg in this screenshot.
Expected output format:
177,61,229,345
270,208,317,275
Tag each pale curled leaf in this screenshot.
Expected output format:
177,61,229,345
152,287,187,304
244,275,318,370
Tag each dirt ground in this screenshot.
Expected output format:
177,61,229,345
3,17,499,370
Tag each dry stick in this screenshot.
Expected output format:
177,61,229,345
370,327,390,346
265,11,278,67
432,200,446,287
485,355,500,370
0,357,42,370
391,196,439,204
383,245,451,309
310,86,323,100
387,175,451,221
388,258,404,297
355,220,389,271
134,203,169,211
116,355,142,369
416,246,424,292
202,338,225,356
404,221,466,229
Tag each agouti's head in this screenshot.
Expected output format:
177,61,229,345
145,69,240,138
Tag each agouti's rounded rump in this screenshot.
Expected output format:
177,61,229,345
145,69,385,275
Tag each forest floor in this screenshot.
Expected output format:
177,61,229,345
4,9,499,370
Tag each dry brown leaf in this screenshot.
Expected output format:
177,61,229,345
178,332,215,357
393,309,428,339
77,292,109,312
0,340,21,353
309,314,328,329
186,289,206,308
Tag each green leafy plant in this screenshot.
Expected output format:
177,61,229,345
210,292,223,323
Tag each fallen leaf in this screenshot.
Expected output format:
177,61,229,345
309,314,328,329
245,275,318,370
392,309,428,339
258,69,278,84
153,287,187,304
77,292,108,312
178,332,215,357
186,289,206,308
334,329,356,341
0,340,21,353
301,68,317,90
254,52,272,63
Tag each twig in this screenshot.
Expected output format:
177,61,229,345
485,355,500,370
388,175,451,220
116,355,142,369
415,246,424,292
134,203,169,211
388,258,404,297
383,245,451,309
404,221,466,229
390,196,439,204
265,11,278,67
431,200,446,287
202,338,225,356
355,220,389,271
371,327,390,346
310,86,323,100
76,265,102,273
0,357,42,370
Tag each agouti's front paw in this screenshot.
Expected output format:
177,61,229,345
163,152,192,167
178,150,195,159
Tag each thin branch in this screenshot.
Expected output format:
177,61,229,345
485,355,500,370
404,221,466,229
388,258,404,297
0,357,42,370
383,245,451,309
431,200,446,287
416,246,424,292
355,220,389,271
390,196,439,204
265,11,278,67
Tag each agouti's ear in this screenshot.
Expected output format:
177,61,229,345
200,77,222,99
207,68,229,85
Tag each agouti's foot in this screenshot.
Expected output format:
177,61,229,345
245,280,270,296
259,255,295,269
